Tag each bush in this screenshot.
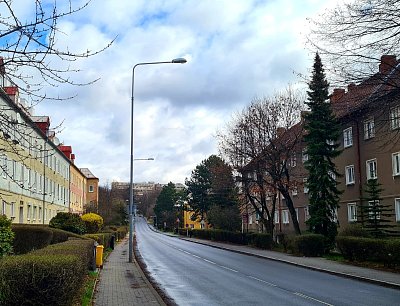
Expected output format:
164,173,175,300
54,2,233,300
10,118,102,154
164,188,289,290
11,225,53,254
49,212,86,235
338,224,372,238
0,215,14,257
84,232,113,249
247,233,274,250
336,236,387,262
0,239,93,306
81,213,103,234
288,234,325,257
383,239,400,267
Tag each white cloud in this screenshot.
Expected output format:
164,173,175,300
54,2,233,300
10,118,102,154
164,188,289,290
29,0,341,185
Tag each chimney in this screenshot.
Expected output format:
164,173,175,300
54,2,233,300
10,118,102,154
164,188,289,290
330,88,345,103
4,86,19,103
379,55,397,74
71,154,75,164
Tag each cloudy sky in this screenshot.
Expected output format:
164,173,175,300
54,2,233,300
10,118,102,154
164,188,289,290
27,0,342,185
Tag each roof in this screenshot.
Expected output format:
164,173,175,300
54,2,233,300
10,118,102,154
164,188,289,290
80,168,98,179
31,116,50,123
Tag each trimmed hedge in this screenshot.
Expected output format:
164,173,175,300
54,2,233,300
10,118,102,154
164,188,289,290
11,225,85,254
336,236,400,265
84,232,114,249
247,233,274,250
184,229,274,250
0,239,94,306
288,234,325,257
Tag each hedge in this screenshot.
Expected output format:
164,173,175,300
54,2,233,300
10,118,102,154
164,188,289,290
84,232,114,249
0,239,94,306
287,234,325,257
336,236,400,265
11,225,85,254
246,233,274,250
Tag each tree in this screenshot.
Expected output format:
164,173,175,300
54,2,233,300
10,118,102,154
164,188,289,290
218,88,305,234
185,155,241,230
304,53,342,249
308,0,400,87
0,0,113,102
359,179,395,238
97,184,128,226
154,182,179,230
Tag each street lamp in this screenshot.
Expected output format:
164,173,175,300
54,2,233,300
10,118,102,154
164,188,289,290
128,58,186,262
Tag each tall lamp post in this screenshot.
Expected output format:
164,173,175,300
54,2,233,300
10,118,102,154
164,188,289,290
129,58,187,262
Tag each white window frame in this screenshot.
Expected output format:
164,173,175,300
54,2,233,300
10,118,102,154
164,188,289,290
292,186,298,196
392,152,400,176
295,208,299,221
347,203,357,222
302,149,308,163
291,153,297,167
282,210,289,224
395,198,400,222
1,200,6,215
89,185,94,193
303,178,308,194
366,159,378,180
304,206,310,221
363,118,375,139
274,211,279,224
249,214,253,225
345,165,355,185
390,106,400,130
343,127,353,148
10,202,15,217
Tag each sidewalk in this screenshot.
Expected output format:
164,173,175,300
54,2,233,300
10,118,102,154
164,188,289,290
93,237,166,306
179,235,400,289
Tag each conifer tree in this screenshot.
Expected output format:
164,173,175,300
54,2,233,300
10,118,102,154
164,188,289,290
304,53,342,249
359,179,395,238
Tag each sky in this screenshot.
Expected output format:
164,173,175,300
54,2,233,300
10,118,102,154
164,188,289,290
19,0,344,185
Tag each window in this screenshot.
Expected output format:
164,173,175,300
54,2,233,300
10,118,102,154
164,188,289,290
274,211,279,224
249,214,253,225
1,200,6,215
395,199,400,222
33,206,37,220
292,186,298,196
366,159,377,180
390,106,400,130
295,208,299,221
10,202,15,217
282,210,289,224
304,206,310,221
38,207,42,220
345,165,355,185
303,178,308,194
364,118,375,139
302,149,308,163
291,153,297,167
393,152,400,176
368,200,381,220
343,127,353,147
347,203,357,222
27,204,31,220
89,185,94,193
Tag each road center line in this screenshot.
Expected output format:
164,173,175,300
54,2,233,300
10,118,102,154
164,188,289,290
220,265,238,272
183,250,191,255
192,254,201,259
203,259,216,265
247,275,277,287
294,292,333,306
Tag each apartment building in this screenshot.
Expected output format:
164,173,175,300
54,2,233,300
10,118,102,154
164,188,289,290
242,55,400,235
81,168,99,210
0,84,70,224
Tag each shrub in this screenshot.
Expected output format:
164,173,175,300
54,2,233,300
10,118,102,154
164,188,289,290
336,236,387,262
84,232,113,249
49,212,86,235
289,234,325,257
383,239,400,267
0,215,14,257
11,225,53,254
81,213,104,234
337,224,372,238
0,239,93,306
247,233,274,250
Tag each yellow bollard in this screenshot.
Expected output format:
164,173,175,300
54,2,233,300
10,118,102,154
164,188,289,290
96,245,104,268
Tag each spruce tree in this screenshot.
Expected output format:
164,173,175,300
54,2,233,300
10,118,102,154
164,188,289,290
304,53,342,250
360,179,395,238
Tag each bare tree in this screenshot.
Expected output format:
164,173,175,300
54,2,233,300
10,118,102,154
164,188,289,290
308,0,400,87
0,0,114,103
217,87,305,235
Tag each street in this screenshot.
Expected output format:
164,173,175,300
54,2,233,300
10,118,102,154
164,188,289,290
135,217,400,306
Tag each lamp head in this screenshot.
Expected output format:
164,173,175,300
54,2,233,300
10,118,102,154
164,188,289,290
172,58,187,64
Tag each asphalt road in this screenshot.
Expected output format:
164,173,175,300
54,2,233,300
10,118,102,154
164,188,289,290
135,217,400,306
